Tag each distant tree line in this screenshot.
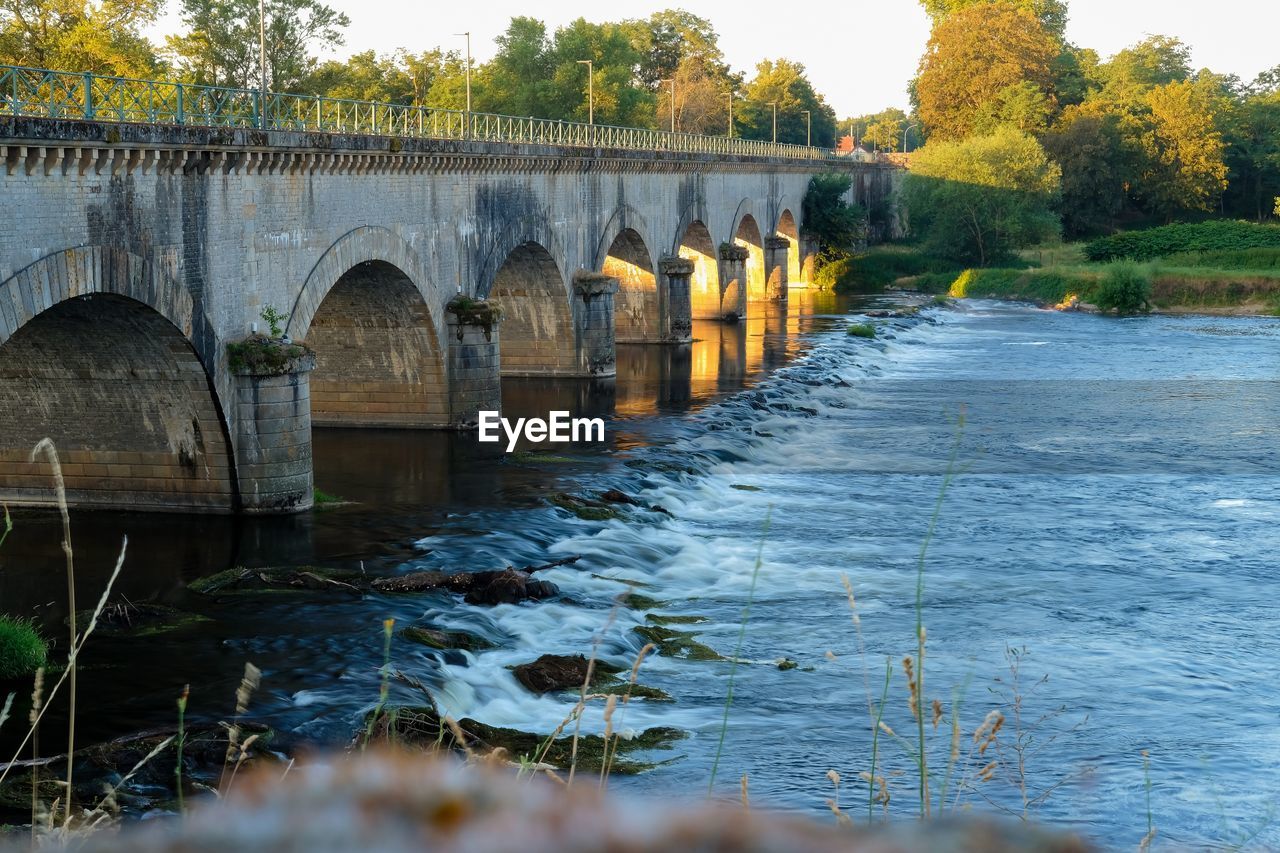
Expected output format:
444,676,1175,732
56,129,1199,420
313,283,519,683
0,2,839,145
879,0,1280,265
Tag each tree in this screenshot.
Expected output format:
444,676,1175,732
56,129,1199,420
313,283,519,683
0,0,164,75
904,128,1062,265
1097,35,1191,99
1137,79,1229,219
544,18,652,126
167,0,348,90
1222,69,1280,220
801,172,868,262
476,16,553,116
918,0,1068,37
658,54,737,134
1041,110,1131,237
973,80,1054,134
737,58,836,145
626,9,725,90
864,119,901,152
305,50,414,102
915,4,1059,139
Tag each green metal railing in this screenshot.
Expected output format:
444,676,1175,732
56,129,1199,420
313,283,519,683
0,64,841,161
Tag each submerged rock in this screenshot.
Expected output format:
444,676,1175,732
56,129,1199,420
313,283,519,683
510,654,622,693
188,566,362,595
365,706,685,775
632,626,724,661
373,568,559,605
400,626,495,652
0,722,274,814
69,601,210,636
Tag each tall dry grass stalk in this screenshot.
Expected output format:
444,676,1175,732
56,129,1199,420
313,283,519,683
708,506,772,795
30,438,79,825
599,641,656,787
219,662,262,795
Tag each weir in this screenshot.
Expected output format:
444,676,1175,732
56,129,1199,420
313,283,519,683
0,80,899,514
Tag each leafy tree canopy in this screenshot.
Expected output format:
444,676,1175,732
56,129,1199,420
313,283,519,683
915,3,1060,140
0,0,164,75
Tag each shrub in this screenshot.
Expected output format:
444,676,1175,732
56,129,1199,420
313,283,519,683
813,257,854,290
1094,263,1151,314
829,248,964,293
0,616,47,680
1160,248,1280,270
947,268,1098,304
1085,221,1280,262
846,323,877,338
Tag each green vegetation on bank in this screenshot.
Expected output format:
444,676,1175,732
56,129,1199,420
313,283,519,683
1085,221,1280,262
0,616,48,680
838,221,1280,316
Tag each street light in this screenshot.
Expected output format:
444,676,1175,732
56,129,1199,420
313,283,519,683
724,90,734,138
577,59,594,125
258,0,267,95
802,110,811,147
453,32,472,115
902,121,921,154
768,101,777,143
660,78,675,133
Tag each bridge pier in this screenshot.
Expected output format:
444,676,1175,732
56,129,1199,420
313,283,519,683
572,271,620,378
231,348,316,514
765,237,790,302
445,298,502,428
719,244,749,320
657,257,694,343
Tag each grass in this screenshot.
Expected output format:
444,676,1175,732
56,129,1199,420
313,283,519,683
932,238,1280,315
0,618,47,680
847,323,877,338
313,487,344,506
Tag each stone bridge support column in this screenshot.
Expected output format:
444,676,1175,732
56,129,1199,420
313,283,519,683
231,344,316,514
718,244,748,320
657,257,694,344
765,237,790,303
572,271,620,378
446,298,503,428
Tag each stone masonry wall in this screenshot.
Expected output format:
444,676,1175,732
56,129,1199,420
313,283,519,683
0,295,234,511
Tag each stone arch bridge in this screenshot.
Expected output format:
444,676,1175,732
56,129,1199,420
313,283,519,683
0,116,896,513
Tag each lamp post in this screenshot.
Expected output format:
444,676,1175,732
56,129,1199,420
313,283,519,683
802,110,811,147
453,31,471,115
258,0,267,96
724,90,734,138
902,121,921,154
768,101,777,143
660,78,675,133
577,59,594,125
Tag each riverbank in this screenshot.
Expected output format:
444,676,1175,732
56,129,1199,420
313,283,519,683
832,225,1280,317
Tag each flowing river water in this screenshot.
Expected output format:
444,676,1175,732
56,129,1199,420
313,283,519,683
2,293,1279,847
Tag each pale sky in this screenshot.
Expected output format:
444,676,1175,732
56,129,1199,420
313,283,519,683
153,1,1279,116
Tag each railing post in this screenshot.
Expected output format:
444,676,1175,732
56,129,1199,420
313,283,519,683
176,83,184,125
252,90,261,129
82,72,93,120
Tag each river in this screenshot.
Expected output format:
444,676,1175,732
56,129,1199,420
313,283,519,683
2,294,1278,848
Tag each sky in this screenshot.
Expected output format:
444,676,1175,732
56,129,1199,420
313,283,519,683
154,1,1279,116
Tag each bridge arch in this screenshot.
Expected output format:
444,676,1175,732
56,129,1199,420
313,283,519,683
732,212,767,305
288,226,443,343
0,247,236,511
488,241,577,376
677,220,720,321
776,208,803,285
602,227,658,343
